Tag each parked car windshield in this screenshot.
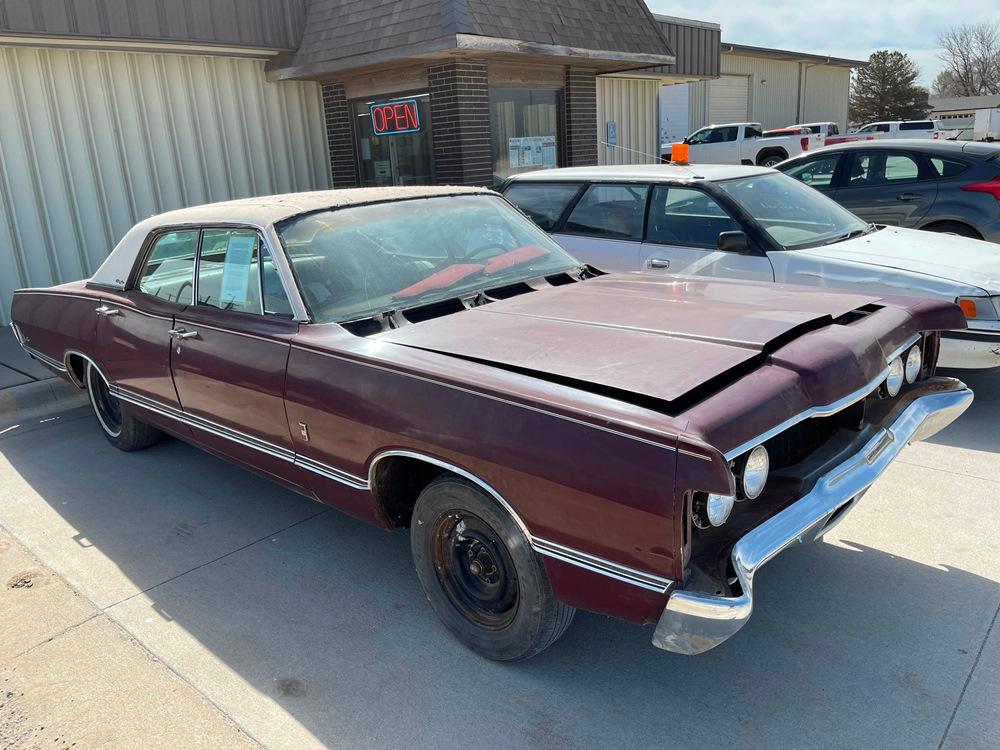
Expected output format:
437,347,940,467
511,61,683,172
716,172,870,250
276,195,579,323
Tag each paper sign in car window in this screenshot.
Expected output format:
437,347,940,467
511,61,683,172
219,234,257,308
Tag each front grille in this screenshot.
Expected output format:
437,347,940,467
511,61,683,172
763,399,865,470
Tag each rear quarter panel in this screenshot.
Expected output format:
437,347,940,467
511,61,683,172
11,282,102,373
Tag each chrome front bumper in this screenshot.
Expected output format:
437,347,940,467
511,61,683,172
652,381,974,655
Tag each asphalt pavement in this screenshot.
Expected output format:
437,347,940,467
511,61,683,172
0,371,997,749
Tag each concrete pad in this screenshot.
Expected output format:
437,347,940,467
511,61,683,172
0,328,53,381
0,365,31,390
1,616,258,749
941,605,1000,750
0,410,324,608
0,533,94,663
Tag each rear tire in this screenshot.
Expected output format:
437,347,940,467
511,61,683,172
410,476,575,661
922,221,982,240
758,151,786,168
85,361,162,452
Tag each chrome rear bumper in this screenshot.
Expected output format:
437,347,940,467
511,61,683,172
652,381,973,655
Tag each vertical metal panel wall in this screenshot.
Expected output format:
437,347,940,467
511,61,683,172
801,65,852,131
596,77,660,165
0,46,329,324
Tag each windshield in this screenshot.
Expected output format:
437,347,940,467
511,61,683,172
276,195,579,323
716,172,870,250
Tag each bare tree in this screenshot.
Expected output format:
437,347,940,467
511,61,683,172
937,22,1000,96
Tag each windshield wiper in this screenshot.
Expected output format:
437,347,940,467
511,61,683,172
824,225,874,245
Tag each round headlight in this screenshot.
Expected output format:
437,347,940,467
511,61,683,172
905,344,921,383
741,445,769,500
706,493,735,527
885,357,904,397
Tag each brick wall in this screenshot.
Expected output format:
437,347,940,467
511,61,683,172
428,61,492,186
564,68,598,167
321,82,360,188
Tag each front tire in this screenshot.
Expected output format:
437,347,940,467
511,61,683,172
85,362,162,451
410,476,575,660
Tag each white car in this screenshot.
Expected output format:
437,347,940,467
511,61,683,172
852,120,941,140
665,122,823,167
501,164,1000,370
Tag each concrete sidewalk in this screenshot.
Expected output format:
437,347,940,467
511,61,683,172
0,527,259,749
0,329,86,416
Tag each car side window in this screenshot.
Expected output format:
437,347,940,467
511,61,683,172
502,183,580,231
260,243,294,318
829,124,840,135
197,229,264,315
846,152,922,187
876,124,890,133
646,185,741,248
930,157,968,178
711,126,739,143
564,184,649,240
686,128,712,145
744,125,763,139
137,230,199,305
883,154,921,181
783,155,840,188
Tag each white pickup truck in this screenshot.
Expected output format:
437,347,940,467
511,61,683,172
851,119,941,140
668,122,822,167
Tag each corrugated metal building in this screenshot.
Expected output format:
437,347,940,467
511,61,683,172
0,0,328,324
676,43,864,139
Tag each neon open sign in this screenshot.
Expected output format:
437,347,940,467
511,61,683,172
370,99,420,136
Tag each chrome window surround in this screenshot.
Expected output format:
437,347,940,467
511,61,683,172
724,333,920,461
654,381,973,655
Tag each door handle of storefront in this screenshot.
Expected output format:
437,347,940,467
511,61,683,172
168,328,198,339
646,258,671,269
95,305,120,316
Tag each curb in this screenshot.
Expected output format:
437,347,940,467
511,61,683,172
0,376,88,417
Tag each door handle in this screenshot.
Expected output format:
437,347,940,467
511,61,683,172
646,258,671,269
95,305,120,316
896,193,919,201
168,328,198,339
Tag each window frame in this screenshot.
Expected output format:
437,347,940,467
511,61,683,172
557,181,653,242
840,150,936,189
500,181,586,232
643,183,744,250
128,223,297,321
781,152,845,190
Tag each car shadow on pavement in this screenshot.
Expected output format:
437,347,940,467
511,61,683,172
927,370,999,452
0,399,996,749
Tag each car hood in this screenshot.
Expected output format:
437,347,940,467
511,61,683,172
375,274,888,411
796,226,1000,294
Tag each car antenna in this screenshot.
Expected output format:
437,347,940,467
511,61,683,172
599,141,704,178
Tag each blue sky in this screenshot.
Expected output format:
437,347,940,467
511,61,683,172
646,1,1000,86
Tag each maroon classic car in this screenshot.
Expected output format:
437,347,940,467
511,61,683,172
10,186,973,660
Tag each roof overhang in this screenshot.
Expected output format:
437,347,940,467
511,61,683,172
722,42,866,68
0,31,284,59
267,33,675,82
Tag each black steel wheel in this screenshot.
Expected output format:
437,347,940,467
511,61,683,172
85,361,162,451
411,475,575,660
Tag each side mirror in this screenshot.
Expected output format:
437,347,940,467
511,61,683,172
718,230,750,254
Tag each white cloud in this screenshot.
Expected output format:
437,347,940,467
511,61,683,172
646,0,1000,85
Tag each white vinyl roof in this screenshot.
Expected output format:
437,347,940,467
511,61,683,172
90,186,491,289
506,164,774,183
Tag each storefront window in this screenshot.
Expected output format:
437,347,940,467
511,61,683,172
490,88,561,186
354,93,434,187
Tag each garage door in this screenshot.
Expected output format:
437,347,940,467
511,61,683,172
0,45,329,325
659,83,690,146
708,75,749,124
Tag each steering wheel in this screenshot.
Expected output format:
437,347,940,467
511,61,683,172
174,280,192,304
465,243,509,261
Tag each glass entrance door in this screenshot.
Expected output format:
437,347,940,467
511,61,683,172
354,94,433,186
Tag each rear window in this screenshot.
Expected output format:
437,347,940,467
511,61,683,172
929,157,969,178
502,182,580,231
900,121,933,131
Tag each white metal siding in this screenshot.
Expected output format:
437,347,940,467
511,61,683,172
707,74,749,123
659,83,690,145
0,45,329,324
596,76,660,165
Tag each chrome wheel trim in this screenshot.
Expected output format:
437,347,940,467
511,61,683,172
86,362,123,438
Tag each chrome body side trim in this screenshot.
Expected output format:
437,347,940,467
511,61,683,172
653,381,974,655
295,454,369,490
9,321,24,345
21,342,67,373
367,449,674,592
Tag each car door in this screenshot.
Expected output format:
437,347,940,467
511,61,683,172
169,226,304,484
641,184,774,281
779,153,845,197
550,183,648,272
689,126,740,164
834,151,938,226
97,228,198,415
